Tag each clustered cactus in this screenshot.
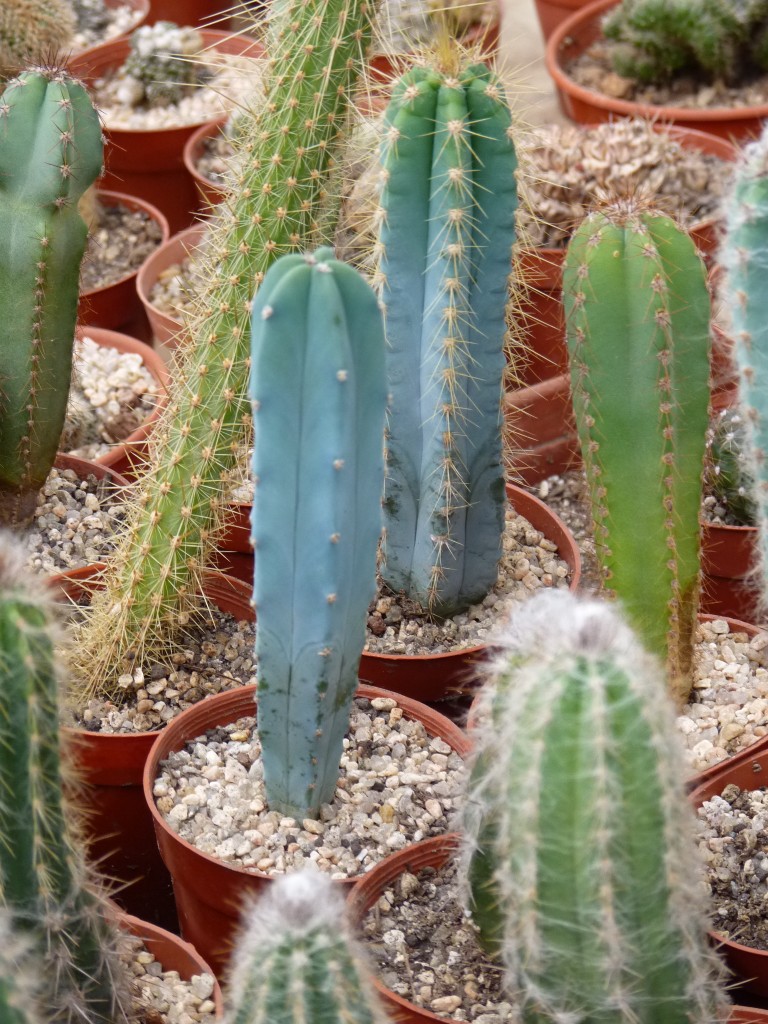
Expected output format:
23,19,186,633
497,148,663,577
0,0,75,79
603,0,768,84
705,407,756,527
0,66,103,528
250,247,386,819
376,58,518,616
562,199,711,704
462,590,730,1024
118,22,207,109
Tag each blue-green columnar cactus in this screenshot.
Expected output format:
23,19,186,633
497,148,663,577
226,872,389,1024
0,533,129,1023
719,128,768,597
0,66,103,528
462,590,730,1024
376,60,518,617
562,200,710,705
250,247,386,819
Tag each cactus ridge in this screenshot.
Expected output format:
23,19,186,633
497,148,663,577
0,67,103,528
376,59,517,616
562,201,710,703
70,0,375,701
250,247,386,818
462,590,729,1024
0,535,130,1024
226,872,389,1024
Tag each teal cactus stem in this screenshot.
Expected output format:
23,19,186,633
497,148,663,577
250,247,386,819
719,130,768,596
462,590,729,1024
0,535,127,1024
377,61,517,617
225,872,388,1024
562,202,710,704
0,67,103,528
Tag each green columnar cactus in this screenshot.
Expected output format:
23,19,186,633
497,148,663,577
250,247,386,819
226,872,389,1024
0,1,75,78
377,59,518,617
462,590,729,1024
0,534,130,1024
72,0,375,699
562,200,710,704
0,67,103,528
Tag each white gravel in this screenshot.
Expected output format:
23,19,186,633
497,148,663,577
124,931,216,1024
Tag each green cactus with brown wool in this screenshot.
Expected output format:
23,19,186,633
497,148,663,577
562,199,711,705
0,532,131,1024
377,54,518,616
70,0,376,699
462,590,730,1024
0,0,76,78
0,66,103,528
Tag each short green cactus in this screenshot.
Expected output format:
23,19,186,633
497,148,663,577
120,22,206,108
0,912,43,1024
376,57,518,617
562,199,711,704
0,66,103,528
462,589,730,1024
603,0,768,84
0,0,75,78
225,872,389,1024
250,247,386,819
0,532,130,1024
705,407,756,526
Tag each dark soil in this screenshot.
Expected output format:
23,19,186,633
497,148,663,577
80,201,164,292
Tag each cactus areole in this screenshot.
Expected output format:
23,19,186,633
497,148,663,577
0,68,103,528
377,61,518,617
562,201,710,704
250,247,386,819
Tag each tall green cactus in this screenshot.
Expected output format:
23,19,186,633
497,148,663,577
71,0,376,699
562,200,710,704
0,66,102,527
0,1,75,78
376,57,518,617
225,872,389,1024
0,533,130,1024
719,128,768,595
462,590,729,1024
250,247,386,819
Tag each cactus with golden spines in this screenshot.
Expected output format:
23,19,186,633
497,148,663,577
70,0,375,698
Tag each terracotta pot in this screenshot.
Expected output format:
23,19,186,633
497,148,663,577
690,744,768,996
78,189,170,341
73,0,149,59
533,0,593,40
67,31,265,234
120,912,223,1017
545,0,768,140
142,683,472,977
145,0,236,26
50,567,253,933
358,482,581,703
136,224,204,360
348,832,768,1023
514,124,738,388
71,325,170,480
183,117,229,208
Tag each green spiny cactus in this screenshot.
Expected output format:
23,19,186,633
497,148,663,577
0,532,131,1024
562,199,710,705
0,0,75,78
603,0,768,84
462,589,730,1024
225,872,390,1024
250,247,386,819
71,0,375,700
0,911,44,1024
719,126,768,595
705,407,756,526
0,66,103,528
376,56,518,617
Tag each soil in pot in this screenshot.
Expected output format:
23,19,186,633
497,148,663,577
80,191,166,295
72,0,148,53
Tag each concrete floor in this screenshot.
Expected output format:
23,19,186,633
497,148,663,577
498,0,568,126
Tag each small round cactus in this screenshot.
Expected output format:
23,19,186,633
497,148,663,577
705,407,756,526
119,22,206,108
0,0,75,78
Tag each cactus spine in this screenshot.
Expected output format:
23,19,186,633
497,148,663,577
562,201,710,704
0,533,130,1024
462,590,729,1024
225,872,389,1024
71,0,375,698
376,57,518,616
0,67,103,527
250,247,386,818
719,128,768,594
0,1,75,78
